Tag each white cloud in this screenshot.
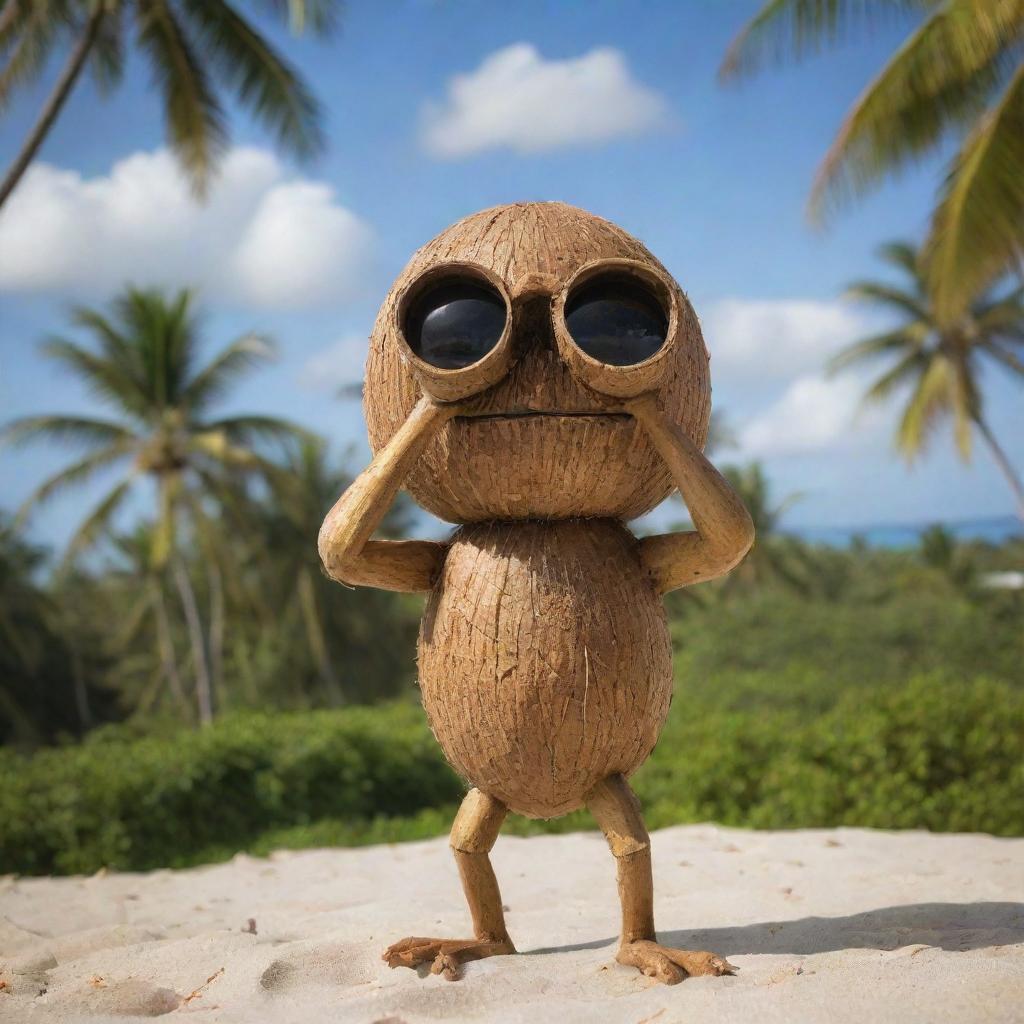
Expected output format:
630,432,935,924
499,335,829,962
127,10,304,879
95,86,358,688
299,333,369,391
422,43,668,158
704,298,864,378
698,297,889,458
738,374,868,457
0,147,374,308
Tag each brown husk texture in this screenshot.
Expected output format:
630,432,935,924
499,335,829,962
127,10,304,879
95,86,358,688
417,519,673,818
364,202,711,524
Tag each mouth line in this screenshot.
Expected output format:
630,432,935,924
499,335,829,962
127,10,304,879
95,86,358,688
457,411,630,422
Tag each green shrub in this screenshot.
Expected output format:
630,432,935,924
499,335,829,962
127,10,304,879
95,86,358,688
749,675,1024,834
0,702,461,875
2,674,1021,876
673,587,1023,705
631,674,1024,836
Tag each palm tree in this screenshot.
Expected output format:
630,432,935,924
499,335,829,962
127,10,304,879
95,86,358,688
830,241,1024,517
1,285,311,722
918,523,976,589
103,524,190,718
260,439,348,702
242,438,415,706
721,461,812,592
0,516,111,742
0,0,340,209
721,1,1024,323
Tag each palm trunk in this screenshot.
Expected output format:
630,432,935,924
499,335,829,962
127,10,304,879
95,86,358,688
68,636,93,732
0,685,37,744
298,568,344,704
236,632,259,702
173,555,213,726
208,558,225,708
974,415,1024,521
0,8,103,210
154,583,187,713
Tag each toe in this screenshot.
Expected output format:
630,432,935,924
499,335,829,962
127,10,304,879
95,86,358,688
647,954,685,985
617,942,685,985
431,951,461,981
383,938,434,968
665,949,737,977
618,941,734,984
383,936,422,957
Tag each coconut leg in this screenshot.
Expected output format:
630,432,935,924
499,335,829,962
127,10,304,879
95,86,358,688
586,774,736,985
382,788,516,980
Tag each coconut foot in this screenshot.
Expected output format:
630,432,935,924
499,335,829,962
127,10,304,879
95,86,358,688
617,939,736,985
382,935,516,981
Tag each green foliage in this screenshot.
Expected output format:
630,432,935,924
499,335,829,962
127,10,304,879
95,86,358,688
2,288,413,729
721,0,1024,319
1,0,338,204
0,702,462,876
3,672,1022,877
637,675,1024,837
0,517,116,745
674,579,1023,709
828,240,1024,510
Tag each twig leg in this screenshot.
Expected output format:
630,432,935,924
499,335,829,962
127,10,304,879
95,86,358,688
586,774,736,985
382,788,516,980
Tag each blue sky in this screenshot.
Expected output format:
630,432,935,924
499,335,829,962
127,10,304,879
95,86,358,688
2,0,1021,549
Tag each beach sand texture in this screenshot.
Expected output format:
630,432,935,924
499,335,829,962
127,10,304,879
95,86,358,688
1,824,1022,1023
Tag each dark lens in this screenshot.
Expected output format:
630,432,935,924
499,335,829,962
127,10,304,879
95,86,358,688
405,279,506,369
564,276,667,366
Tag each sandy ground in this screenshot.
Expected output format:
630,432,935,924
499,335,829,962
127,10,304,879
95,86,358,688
1,824,1022,1023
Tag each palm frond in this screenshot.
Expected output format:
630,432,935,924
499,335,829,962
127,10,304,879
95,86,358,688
861,349,929,405
0,3,69,108
254,0,341,35
16,443,136,522
61,478,134,567
719,0,921,80
926,61,1024,323
113,287,199,409
983,340,1024,376
89,5,125,94
971,283,1024,330
809,0,1020,221
70,304,133,357
894,354,958,460
188,432,280,474
0,414,137,450
182,333,275,412
40,336,150,419
111,586,157,650
844,279,928,319
180,0,323,161
827,326,922,374
876,239,925,279
197,414,314,450
135,0,227,195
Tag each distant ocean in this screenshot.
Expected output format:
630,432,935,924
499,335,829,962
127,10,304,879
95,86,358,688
784,515,1023,549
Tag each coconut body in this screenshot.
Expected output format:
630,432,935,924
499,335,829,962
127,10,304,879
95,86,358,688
418,519,673,819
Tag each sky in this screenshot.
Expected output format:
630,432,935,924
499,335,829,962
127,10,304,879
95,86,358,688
1,0,1022,550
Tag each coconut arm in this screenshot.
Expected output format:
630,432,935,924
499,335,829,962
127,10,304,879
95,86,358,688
629,393,754,594
318,397,452,593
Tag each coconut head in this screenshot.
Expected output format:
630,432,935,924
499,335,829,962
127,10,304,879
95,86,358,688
363,201,711,523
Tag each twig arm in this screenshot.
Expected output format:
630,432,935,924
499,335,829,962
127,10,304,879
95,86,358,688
318,397,452,593
630,394,754,593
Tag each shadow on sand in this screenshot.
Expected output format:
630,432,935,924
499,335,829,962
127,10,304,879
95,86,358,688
527,902,1024,957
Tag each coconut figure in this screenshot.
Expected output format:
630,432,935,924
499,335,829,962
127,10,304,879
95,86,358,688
318,202,754,985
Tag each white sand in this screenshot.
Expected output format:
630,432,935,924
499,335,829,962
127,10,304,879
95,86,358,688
1,825,1022,1023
